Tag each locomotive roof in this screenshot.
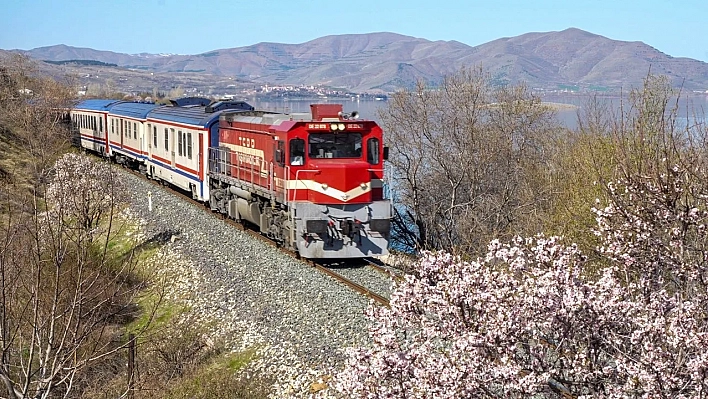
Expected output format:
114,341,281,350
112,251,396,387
147,102,254,128
74,99,124,111
110,102,162,119
220,110,312,126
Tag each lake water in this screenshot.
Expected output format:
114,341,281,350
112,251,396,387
251,94,708,131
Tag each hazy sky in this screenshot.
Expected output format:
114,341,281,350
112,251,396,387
2,0,707,62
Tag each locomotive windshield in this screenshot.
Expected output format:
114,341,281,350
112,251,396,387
308,133,362,159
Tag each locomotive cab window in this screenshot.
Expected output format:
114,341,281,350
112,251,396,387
367,138,380,165
308,133,361,159
289,138,305,165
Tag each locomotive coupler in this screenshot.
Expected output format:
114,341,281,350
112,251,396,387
340,219,363,244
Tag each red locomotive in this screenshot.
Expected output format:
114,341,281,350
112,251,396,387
208,104,391,258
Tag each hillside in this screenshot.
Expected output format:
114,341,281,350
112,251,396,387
12,29,708,93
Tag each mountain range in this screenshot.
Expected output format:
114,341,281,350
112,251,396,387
7,28,708,93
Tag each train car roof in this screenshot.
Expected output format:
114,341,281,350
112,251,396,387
147,101,254,128
73,99,124,111
170,97,211,107
110,102,162,119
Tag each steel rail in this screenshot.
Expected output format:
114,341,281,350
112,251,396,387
308,260,390,307
364,257,404,282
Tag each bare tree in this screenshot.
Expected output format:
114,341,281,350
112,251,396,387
0,57,157,398
380,67,559,255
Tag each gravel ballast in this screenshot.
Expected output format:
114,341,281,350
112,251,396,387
120,171,397,397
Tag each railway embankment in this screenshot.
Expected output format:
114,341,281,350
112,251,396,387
119,169,396,397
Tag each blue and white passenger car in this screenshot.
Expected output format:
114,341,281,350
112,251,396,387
144,99,254,200
71,99,123,156
107,102,162,167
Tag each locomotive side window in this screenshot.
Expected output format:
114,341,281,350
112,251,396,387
289,138,304,165
164,128,168,151
153,126,157,148
367,138,380,165
187,132,192,160
308,133,362,159
133,122,137,139
99,117,103,133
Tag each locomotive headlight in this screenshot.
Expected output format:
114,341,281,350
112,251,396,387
337,123,345,131
321,183,328,190
360,183,367,190
330,123,338,131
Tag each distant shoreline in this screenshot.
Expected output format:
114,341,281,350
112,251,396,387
541,102,579,111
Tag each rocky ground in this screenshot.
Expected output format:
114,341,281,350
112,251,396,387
120,170,398,398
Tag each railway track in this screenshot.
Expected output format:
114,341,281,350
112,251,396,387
307,260,389,306
364,257,404,281
117,163,392,307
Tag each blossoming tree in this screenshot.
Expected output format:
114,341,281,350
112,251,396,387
336,162,708,398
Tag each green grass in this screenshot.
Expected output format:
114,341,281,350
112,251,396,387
161,348,269,399
221,348,258,371
127,289,188,337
